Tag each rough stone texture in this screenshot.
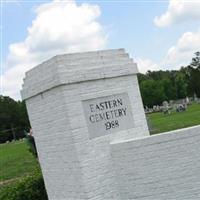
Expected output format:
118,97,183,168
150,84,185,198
22,49,200,199
21,49,149,200
21,49,137,100
111,125,200,199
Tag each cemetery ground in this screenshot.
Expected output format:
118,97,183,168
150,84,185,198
0,103,200,192
148,103,200,134
0,140,39,187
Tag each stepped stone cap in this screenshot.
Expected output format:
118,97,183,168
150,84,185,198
21,48,138,100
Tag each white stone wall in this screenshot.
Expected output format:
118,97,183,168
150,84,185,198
22,49,200,200
111,125,200,199
26,87,87,199
23,49,149,200
21,49,137,100
25,74,149,200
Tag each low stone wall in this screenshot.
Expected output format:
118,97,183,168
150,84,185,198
111,125,200,199
22,49,200,199
22,49,150,200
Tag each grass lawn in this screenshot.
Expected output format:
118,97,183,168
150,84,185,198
0,140,39,184
148,103,200,134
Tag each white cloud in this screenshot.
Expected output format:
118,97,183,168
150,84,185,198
136,28,200,72
2,0,106,99
154,0,200,27
154,0,200,69
163,29,200,68
136,58,160,73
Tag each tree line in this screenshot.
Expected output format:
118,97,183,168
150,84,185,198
138,52,200,107
0,96,30,143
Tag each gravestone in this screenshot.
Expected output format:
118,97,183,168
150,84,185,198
21,49,149,199
162,100,171,114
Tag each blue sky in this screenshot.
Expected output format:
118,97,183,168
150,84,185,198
1,0,200,99
3,1,167,62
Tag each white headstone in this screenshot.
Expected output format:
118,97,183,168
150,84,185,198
21,49,149,200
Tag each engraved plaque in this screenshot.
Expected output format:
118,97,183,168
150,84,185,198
82,93,134,139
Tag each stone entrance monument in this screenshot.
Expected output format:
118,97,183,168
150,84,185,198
21,49,149,199
21,49,200,199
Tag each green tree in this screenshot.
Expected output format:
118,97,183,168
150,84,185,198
161,78,176,101
137,52,200,106
18,100,30,128
187,52,200,97
191,51,200,69
0,96,19,131
0,96,30,142
140,79,166,107
175,72,187,99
